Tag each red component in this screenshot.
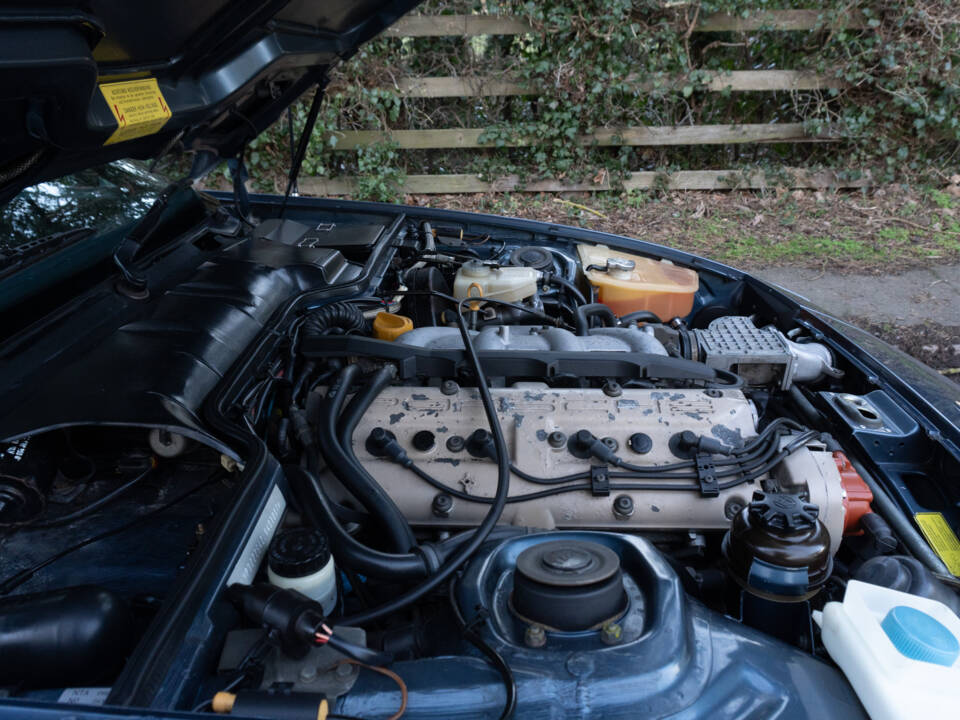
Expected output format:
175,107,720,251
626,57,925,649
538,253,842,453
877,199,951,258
834,451,873,535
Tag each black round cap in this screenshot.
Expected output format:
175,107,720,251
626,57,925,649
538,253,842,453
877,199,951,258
510,246,554,270
748,492,819,531
268,528,331,579
513,540,626,630
412,430,436,452
628,433,653,454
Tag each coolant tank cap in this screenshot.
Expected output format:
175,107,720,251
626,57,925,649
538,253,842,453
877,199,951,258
881,605,959,666
461,260,490,277
606,256,635,279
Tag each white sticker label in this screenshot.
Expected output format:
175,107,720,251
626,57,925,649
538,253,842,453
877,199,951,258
58,687,110,705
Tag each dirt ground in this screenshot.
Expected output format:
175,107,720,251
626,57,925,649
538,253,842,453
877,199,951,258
850,320,960,384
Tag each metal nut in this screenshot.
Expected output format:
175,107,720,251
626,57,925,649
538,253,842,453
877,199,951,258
441,380,459,396
547,431,567,448
432,493,454,518
600,622,623,646
613,494,634,520
524,624,547,648
602,381,622,398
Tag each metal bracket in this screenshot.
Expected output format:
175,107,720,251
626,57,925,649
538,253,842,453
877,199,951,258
695,454,719,497
590,465,610,497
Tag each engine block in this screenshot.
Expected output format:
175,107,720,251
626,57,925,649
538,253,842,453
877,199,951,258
323,384,846,546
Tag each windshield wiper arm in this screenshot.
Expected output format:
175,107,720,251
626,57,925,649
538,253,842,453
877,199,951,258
0,227,96,279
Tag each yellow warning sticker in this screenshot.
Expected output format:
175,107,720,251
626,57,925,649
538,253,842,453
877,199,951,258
915,512,960,575
99,78,172,146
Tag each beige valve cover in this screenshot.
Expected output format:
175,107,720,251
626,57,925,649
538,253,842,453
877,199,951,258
323,384,843,541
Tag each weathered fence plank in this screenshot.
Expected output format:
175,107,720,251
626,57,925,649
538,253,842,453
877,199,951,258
384,10,866,37
330,123,837,150
391,70,845,97
300,169,871,195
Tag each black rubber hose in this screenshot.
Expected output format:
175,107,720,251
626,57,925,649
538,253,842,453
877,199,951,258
335,364,416,552
575,303,619,335
315,364,415,553
286,466,429,581
545,273,587,306
335,298,512,627
620,310,662,325
302,302,366,338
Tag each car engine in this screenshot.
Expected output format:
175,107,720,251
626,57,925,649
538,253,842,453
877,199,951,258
1,208,957,719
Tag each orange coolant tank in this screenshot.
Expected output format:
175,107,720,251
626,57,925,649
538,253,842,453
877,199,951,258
577,244,698,320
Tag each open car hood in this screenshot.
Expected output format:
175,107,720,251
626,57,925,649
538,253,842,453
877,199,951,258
0,0,420,203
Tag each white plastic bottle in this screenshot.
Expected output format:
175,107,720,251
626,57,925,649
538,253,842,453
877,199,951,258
813,579,960,720
266,527,337,616
453,260,540,303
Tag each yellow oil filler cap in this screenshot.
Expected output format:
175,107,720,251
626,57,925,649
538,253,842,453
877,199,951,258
373,312,413,340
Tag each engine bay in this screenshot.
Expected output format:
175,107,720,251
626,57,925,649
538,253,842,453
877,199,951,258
1,201,958,718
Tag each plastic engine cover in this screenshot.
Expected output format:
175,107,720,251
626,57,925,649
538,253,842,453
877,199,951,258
338,384,845,540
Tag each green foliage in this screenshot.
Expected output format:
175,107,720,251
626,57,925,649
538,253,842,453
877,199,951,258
232,1,959,193
353,140,406,202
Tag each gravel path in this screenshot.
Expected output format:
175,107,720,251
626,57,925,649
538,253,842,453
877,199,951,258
754,265,960,326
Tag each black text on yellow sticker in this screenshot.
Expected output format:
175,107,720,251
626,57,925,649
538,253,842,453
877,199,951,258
99,78,172,146
915,512,960,575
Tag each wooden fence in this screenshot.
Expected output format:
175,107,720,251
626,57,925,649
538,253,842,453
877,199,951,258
313,10,869,195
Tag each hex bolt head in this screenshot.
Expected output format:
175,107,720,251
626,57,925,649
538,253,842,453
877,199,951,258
600,622,623,646
441,379,459,396
601,436,619,453
613,494,634,519
446,435,466,453
299,665,318,683
602,380,622,398
724,498,744,520
432,493,454,518
547,430,567,448
524,624,547,648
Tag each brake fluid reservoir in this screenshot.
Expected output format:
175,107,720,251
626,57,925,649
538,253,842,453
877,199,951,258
267,528,336,615
453,260,540,303
577,244,698,320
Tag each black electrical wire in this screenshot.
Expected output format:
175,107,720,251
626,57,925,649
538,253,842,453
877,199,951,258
0,473,225,595
544,273,587,306
448,576,517,720
314,363,416,553
334,297,512,627
191,635,270,712
17,465,155,529
410,464,593,502
390,289,573,330
402,424,818,504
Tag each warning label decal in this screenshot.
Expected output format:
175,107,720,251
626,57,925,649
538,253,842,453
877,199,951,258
99,78,172,146
915,512,960,575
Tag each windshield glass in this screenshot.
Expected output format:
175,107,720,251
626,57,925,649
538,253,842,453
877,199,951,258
0,160,166,264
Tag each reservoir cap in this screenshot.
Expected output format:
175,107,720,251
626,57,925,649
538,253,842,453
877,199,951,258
268,528,331,579
881,605,959,666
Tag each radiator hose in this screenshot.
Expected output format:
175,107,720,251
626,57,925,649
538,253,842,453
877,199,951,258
313,363,416,554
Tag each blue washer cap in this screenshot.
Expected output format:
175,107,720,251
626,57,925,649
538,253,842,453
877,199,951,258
881,605,960,667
